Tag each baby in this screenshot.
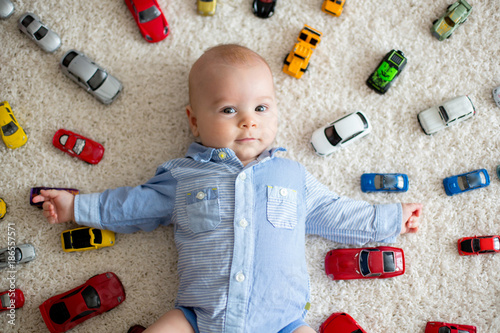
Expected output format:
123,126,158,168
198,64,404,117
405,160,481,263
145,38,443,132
34,44,422,333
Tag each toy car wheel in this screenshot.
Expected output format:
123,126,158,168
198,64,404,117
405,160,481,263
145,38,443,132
303,63,309,73
432,19,437,25
496,165,500,180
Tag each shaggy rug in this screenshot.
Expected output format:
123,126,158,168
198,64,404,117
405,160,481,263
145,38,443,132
1,0,499,332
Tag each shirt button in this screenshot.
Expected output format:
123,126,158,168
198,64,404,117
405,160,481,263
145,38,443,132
239,218,248,228
196,191,205,200
239,172,247,181
280,188,288,196
218,152,226,159
235,272,245,282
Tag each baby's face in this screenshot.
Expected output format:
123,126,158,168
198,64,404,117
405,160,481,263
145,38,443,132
187,59,278,166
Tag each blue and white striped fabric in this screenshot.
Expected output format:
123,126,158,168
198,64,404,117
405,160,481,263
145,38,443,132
74,142,402,332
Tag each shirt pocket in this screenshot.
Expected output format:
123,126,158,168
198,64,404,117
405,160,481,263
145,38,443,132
186,187,221,233
266,185,298,229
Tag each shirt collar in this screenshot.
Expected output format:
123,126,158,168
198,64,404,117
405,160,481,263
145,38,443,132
185,142,286,165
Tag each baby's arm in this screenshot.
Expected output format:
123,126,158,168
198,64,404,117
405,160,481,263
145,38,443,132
32,189,75,224
400,203,423,234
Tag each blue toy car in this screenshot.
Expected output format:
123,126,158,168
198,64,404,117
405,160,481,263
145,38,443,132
361,173,409,192
443,169,490,196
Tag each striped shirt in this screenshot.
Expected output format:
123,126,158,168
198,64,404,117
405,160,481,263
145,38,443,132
74,142,402,332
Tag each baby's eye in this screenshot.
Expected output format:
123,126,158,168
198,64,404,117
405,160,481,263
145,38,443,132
255,105,267,112
222,107,236,114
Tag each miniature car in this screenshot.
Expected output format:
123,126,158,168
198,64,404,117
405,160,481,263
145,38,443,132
458,235,500,256
253,0,276,18
0,198,6,219
325,246,405,280
198,0,216,15
0,243,36,269
18,12,61,53
60,50,123,105
124,0,169,42
493,85,500,108
417,95,475,135
311,111,371,156
0,289,25,312
39,272,126,333
431,0,472,41
321,0,345,17
361,173,409,192
61,227,115,252
0,101,28,149
366,49,407,94
0,0,14,19
283,25,322,79
425,321,476,333
52,129,105,164
30,187,80,209
319,312,367,333
443,168,489,196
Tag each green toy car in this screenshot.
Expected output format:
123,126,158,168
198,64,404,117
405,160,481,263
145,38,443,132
366,49,407,95
431,0,472,41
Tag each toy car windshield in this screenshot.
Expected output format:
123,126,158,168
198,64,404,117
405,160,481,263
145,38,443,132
494,238,500,251
139,6,161,22
325,126,342,146
0,293,9,308
81,286,100,308
73,139,86,155
375,175,404,190
2,122,18,136
88,69,107,91
359,250,371,276
389,52,405,66
383,252,396,272
34,26,49,40
439,106,449,123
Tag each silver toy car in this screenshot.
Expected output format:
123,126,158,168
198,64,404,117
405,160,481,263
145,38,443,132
0,0,14,19
0,243,36,269
60,50,123,104
493,86,500,108
311,111,372,156
18,12,61,53
417,95,475,135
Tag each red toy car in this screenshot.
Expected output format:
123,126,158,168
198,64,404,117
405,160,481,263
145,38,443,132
319,312,367,333
52,129,104,164
39,272,125,333
325,246,405,280
124,0,169,43
0,289,25,312
457,235,500,256
425,321,476,333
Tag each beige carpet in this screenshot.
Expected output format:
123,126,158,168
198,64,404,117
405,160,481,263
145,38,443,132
1,0,499,332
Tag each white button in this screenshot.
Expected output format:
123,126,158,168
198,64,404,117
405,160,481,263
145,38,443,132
218,152,226,159
239,219,248,228
196,192,205,200
280,188,288,196
239,172,247,180
235,272,245,282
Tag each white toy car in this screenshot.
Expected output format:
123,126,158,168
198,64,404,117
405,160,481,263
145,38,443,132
0,244,36,269
311,111,371,156
493,86,500,108
60,50,123,105
0,0,14,19
417,95,475,135
18,12,61,53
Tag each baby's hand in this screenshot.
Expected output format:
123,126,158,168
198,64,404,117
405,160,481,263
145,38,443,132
32,189,75,224
401,203,423,234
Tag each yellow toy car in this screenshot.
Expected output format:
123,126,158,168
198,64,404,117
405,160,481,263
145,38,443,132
321,0,345,17
198,0,216,16
0,101,28,149
0,198,6,219
283,25,322,79
61,227,115,252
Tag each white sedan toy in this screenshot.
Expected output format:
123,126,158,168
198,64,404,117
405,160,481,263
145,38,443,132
311,111,371,156
18,12,61,53
417,95,475,135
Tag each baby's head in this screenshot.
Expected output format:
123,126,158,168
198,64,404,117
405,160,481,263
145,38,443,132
186,44,278,166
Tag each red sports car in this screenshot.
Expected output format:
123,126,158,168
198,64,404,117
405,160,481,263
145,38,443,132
457,235,500,256
0,289,25,312
124,0,169,43
52,129,104,164
39,272,126,333
425,321,476,333
325,246,405,280
319,312,367,333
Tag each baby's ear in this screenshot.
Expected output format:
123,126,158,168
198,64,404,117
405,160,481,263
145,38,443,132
186,105,199,137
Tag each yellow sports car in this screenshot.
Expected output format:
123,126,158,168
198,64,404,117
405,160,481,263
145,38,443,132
61,227,115,252
322,0,346,17
0,101,28,149
0,198,6,219
198,0,216,16
283,25,322,79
